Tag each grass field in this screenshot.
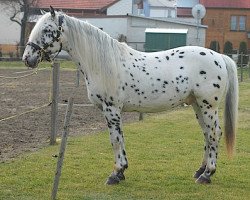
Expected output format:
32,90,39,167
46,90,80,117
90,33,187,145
0,63,250,199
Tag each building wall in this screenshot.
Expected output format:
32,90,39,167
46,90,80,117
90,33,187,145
126,16,206,51
107,0,133,15
202,8,250,51
0,4,21,45
80,17,128,40
177,0,199,8
150,8,176,18
80,16,206,52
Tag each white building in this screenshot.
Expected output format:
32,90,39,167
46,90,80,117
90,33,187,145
107,0,178,19
89,0,207,50
0,0,206,54
81,14,206,51
0,3,21,45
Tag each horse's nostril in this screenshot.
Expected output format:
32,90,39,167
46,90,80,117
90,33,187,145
23,57,38,68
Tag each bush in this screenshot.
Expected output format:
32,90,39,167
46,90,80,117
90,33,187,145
9,52,14,58
238,41,249,65
223,41,233,57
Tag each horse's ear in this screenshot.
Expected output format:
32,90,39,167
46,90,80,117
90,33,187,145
50,6,55,18
40,10,46,15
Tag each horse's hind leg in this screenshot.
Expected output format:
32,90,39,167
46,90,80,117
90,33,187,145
103,104,128,185
192,103,208,179
193,101,222,184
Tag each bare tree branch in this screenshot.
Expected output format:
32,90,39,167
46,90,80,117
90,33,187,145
10,9,22,25
1,0,21,25
0,0,38,55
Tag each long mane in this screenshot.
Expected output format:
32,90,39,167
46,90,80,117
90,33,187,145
63,14,132,97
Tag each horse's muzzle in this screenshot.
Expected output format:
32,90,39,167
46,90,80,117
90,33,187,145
22,55,39,68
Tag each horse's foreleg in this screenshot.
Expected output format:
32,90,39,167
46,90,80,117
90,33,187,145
103,105,128,185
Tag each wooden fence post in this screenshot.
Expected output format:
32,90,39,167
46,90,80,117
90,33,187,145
51,95,74,200
50,62,60,145
51,70,81,199
240,52,243,82
76,69,80,87
139,113,144,121
248,61,250,79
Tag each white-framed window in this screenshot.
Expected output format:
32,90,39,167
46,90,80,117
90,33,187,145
239,16,246,31
230,16,237,31
231,15,246,31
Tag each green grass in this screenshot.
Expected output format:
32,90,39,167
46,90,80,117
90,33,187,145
238,67,250,81
0,69,250,200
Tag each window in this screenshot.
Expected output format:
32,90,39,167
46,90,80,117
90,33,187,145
231,15,247,31
170,9,176,18
239,16,246,31
230,16,237,31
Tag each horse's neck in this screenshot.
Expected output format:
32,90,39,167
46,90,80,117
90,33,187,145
62,16,124,97
63,19,89,64
63,17,112,67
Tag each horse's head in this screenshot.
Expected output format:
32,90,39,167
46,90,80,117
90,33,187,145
23,6,64,68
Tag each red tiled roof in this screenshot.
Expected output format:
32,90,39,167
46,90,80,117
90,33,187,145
177,8,192,17
200,0,250,9
36,0,119,10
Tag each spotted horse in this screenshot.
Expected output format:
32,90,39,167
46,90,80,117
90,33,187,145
23,7,238,185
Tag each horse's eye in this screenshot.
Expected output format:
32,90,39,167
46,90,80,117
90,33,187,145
42,29,48,33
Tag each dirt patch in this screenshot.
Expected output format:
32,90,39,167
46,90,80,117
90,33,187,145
0,68,138,162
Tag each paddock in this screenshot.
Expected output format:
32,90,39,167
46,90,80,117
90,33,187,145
0,64,137,162
0,62,250,199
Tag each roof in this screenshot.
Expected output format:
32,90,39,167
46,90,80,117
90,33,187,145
127,14,207,29
35,0,119,10
199,0,250,9
177,8,193,17
145,28,188,34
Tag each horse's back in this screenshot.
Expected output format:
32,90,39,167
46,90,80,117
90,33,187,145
120,46,228,112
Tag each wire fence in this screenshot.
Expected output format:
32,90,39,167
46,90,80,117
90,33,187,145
232,53,250,82
1,45,249,82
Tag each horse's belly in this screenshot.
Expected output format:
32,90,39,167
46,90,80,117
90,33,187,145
122,94,189,113
122,103,173,113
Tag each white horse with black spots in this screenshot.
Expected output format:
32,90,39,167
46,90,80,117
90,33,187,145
23,8,238,185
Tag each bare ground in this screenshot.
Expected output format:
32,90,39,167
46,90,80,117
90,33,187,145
0,68,138,162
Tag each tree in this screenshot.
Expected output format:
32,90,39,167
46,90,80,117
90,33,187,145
0,0,37,57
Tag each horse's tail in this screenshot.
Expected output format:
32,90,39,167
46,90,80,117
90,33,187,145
222,54,239,157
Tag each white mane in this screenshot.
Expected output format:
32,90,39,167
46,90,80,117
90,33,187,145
62,14,132,97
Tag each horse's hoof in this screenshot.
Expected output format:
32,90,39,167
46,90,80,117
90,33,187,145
105,173,120,185
193,166,206,179
117,171,125,181
195,175,211,184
